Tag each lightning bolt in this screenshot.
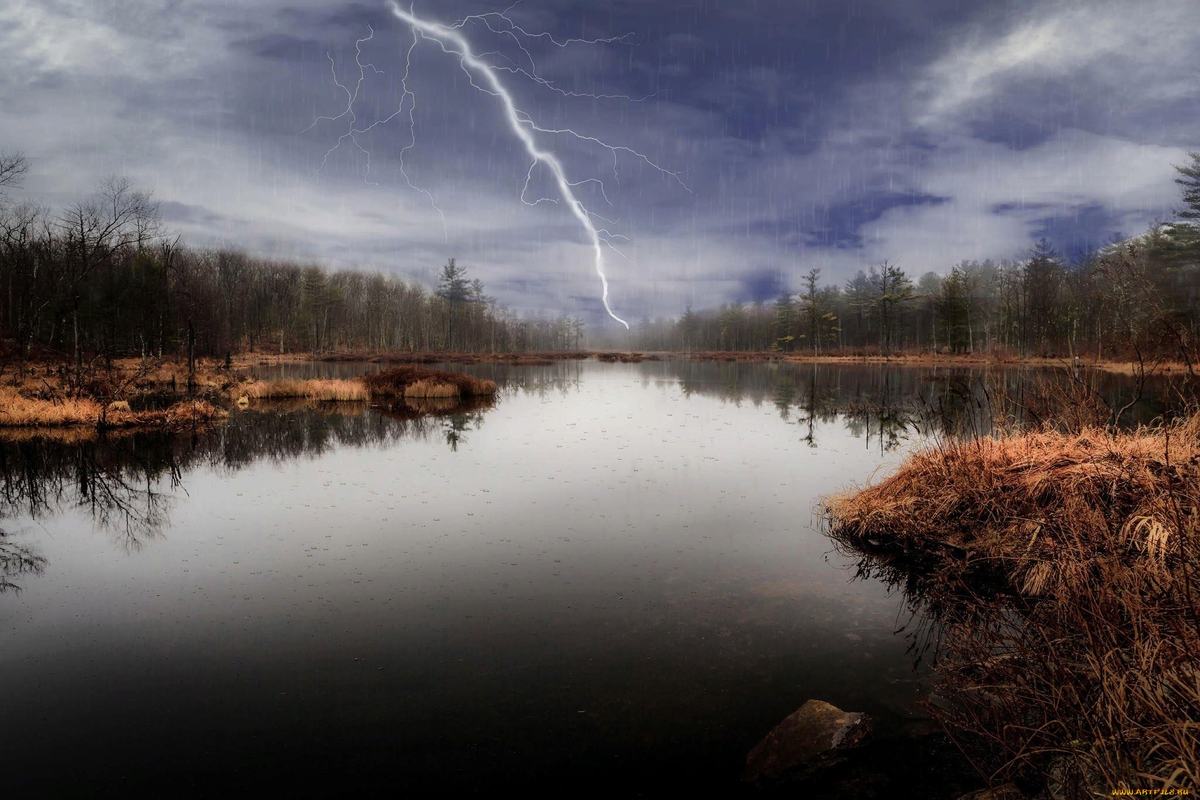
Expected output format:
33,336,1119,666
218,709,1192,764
311,1,691,329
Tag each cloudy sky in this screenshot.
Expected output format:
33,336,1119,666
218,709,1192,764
2,0,1196,326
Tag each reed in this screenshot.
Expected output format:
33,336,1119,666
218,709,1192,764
0,387,103,427
0,387,226,431
318,351,590,365
359,365,498,398
595,352,647,363
403,379,460,399
241,379,368,402
824,418,1200,795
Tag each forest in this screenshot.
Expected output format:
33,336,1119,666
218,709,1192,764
2,149,1199,365
633,153,1200,359
0,152,583,370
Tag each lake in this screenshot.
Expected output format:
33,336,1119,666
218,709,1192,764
0,360,1163,794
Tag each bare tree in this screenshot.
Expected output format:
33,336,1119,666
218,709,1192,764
57,176,162,385
0,151,28,192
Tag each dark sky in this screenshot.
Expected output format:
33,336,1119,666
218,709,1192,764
2,0,1196,325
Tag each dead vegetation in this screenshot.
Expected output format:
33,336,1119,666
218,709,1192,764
823,416,1200,795
0,357,503,430
359,365,498,399
318,351,589,365
595,351,654,363
240,379,368,402
0,386,227,432
402,379,459,399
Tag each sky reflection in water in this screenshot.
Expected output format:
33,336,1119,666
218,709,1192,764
0,361,1161,792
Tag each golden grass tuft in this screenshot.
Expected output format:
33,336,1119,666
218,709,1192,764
241,379,368,402
403,380,460,399
824,420,1200,595
0,387,103,427
0,387,227,431
359,365,498,399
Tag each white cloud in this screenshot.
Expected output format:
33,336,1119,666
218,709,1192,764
913,0,1200,130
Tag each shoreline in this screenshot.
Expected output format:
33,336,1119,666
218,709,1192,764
1,359,497,433
229,348,1188,374
822,418,1200,795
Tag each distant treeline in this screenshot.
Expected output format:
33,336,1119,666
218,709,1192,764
0,153,583,369
632,153,1200,359
4,150,1200,364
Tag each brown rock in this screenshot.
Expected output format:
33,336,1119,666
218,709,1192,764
743,699,873,786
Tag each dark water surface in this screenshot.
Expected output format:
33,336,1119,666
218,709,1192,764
0,360,1161,795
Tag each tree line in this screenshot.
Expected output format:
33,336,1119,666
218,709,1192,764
5,150,1199,366
633,153,1200,359
0,153,584,374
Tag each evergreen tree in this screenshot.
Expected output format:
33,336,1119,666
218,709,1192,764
772,291,795,351
436,258,470,350
870,261,913,356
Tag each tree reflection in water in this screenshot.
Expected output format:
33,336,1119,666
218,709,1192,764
0,398,497,592
0,361,1164,593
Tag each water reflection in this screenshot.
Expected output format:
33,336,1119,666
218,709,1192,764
0,360,1177,793
0,533,44,593
663,360,1168,449
0,362,1165,594
0,401,494,590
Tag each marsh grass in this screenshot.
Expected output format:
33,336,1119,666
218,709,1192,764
0,387,226,432
360,365,497,399
596,352,647,363
318,351,588,365
403,380,459,399
824,417,1200,795
242,379,368,402
0,387,103,427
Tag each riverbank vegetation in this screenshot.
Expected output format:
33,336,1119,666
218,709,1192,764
240,379,369,403
824,394,1200,794
317,351,590,366
0,355,495,432
360,365,498,399
0,385,227,431
0,154,585,376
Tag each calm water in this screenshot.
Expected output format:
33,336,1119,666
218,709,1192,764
0,360,1161,794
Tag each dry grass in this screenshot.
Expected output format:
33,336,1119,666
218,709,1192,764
0,386,226,431
360,365,498,399
0,387,103,427
241,379,368,402
825,422,1200,592
824,418,1200,795
318,351,589,365
595,352,648,363
403,379,460,399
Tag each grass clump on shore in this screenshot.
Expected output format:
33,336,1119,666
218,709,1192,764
360,365,497,399
241,379,368,402
0,387,227,432
596,352,651,363
318,351,588,365
824,418,1200,796
0,387,104,427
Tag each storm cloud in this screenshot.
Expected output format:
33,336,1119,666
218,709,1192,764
2,0,1195,326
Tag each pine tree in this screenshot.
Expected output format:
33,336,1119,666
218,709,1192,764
436,258,470,350
772,291,795,351
1175,151,1200,222
1169,152,1200,268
